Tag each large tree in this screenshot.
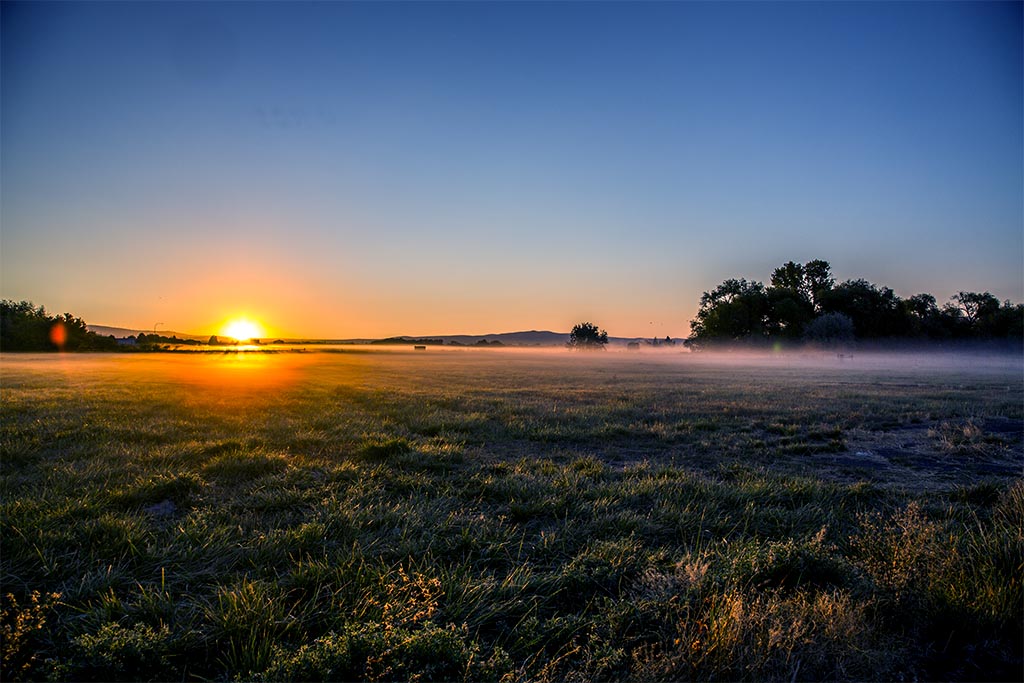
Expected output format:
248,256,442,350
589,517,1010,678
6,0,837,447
770,261,806,292
951,292,1023,338
689,279,772,344
901,294,945,338
803,259,835,312
953,292,1000,326
768,259,834,312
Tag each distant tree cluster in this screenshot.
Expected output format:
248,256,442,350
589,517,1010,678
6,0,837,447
135,333,200,346
688,260,1023,348
567,322,609,350
369,337,445,346
0,300,118,351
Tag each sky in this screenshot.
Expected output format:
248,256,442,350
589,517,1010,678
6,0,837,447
2,1,1021,339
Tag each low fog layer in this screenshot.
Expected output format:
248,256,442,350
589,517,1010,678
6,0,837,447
4,345,1020,394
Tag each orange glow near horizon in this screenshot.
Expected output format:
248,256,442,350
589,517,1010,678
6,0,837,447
220,317,266,342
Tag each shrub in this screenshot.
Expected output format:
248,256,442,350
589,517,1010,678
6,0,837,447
631,588,901,681
852,502,944,605
803,313,855,346
1,591,61,681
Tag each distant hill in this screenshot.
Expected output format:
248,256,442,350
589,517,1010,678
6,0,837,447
88,325,206,341
315,330,573,347
437,330,569,346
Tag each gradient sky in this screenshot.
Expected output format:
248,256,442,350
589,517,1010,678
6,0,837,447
2,1,1021,338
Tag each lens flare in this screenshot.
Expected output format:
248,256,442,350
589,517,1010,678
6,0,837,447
49,322,67,349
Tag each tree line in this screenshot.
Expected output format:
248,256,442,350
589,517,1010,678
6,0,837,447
687,260,1023,348
0,300,119,351
0,301,207,351
6,272,1021,354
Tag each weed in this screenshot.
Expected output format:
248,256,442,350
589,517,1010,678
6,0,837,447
0,590,61,680
60,622,174,682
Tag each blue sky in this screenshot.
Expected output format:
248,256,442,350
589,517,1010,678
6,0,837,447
2,1,1021,337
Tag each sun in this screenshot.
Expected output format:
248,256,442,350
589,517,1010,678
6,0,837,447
220,317,266,342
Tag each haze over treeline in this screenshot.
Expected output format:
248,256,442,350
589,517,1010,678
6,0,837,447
688,260,1023,348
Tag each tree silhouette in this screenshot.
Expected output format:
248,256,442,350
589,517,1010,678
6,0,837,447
689,279,771,343
0,300,116,351
770,261,806,292
953,292,1000,325
567,322,608,350
687,260,1022,347
803,259,835,312
819,279,905,338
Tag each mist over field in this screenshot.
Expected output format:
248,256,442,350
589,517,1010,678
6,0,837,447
8,344,1020,399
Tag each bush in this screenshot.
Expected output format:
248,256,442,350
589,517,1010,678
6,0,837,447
1,591,61,681
803,312,855,346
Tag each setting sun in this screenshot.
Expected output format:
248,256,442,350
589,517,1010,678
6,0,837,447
220,318,266,342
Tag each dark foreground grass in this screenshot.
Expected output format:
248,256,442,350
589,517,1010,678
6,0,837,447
1,349,1022,681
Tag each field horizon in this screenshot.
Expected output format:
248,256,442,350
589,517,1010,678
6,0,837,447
85,325,683,348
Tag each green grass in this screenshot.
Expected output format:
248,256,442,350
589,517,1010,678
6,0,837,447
1,349,1022,681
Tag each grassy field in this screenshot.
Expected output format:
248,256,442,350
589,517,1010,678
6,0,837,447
1,348,1022,681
